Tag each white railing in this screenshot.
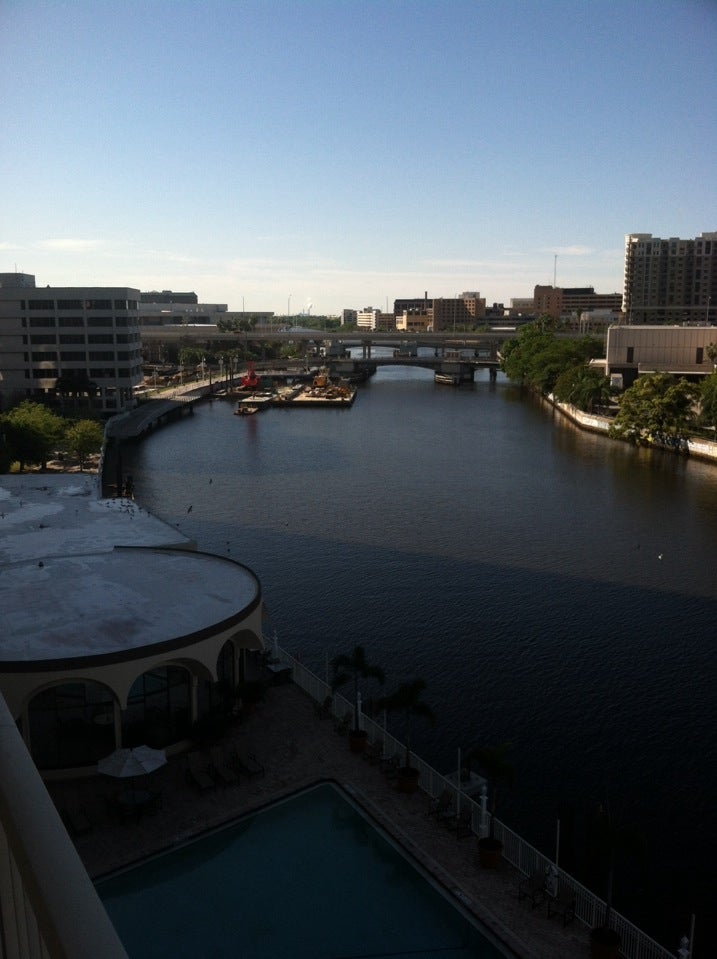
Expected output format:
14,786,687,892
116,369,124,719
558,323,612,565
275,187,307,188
0,694,129,959
278,648,683,959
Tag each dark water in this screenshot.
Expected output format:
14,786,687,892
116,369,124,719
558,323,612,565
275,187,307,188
121,364,717,955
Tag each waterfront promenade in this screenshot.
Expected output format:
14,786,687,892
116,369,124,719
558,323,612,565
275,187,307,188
64,680,588,959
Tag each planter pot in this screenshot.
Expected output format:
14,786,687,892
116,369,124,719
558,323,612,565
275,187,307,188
349,729,368,754
396,766,420,793
589,927,621,959
477,836,503,869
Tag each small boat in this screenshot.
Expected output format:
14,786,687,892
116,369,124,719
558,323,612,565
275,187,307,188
234,404,259,416
434,372,460,386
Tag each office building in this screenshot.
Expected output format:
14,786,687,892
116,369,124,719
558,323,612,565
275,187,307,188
623,232,717,324
0,273,143,414
533,285,622,321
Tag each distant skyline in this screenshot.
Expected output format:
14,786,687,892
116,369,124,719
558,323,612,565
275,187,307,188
2,0,716,315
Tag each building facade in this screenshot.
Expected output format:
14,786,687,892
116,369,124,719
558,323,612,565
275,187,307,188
605,324,717,387
0,273,143,414
533,285,622,321
623,232,717,324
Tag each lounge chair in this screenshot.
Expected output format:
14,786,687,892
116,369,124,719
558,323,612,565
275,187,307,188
209,745,240,786
427,788,453,822
448,805,473,838
232,748,265,778
518,870,546,909
185,750,216,791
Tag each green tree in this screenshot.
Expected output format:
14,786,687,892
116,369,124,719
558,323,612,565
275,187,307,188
64,419,104,470
1,402,65,470
377,678,436,772
330,645,385,734
609,373,699,446
706,341,717,369
500,322,601,394
699,372,717,433
554,365,612,412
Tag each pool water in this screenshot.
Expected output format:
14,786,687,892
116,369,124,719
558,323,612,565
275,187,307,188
97,783,514,959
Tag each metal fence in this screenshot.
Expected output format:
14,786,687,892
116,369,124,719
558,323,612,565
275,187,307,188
279,648,684,959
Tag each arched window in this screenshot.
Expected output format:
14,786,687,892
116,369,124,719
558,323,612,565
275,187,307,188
124,666,191,748
28,681,116,770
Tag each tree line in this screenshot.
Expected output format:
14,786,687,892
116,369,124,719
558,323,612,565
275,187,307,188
0,402,104,473
500,320,717,447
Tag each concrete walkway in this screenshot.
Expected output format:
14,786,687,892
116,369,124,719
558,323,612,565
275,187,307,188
55,682,589,959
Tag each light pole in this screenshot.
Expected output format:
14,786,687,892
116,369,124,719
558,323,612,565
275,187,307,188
288,294,292,328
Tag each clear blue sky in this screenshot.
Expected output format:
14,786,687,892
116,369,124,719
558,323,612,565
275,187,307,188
2,0,715,315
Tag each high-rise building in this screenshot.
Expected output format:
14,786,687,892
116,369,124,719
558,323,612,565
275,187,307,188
0,273,143,414
623,232,717,324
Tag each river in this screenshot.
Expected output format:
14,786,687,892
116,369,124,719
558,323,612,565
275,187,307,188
120,361,716,955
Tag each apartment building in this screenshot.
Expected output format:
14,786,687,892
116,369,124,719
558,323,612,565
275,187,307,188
623,232,717,324
0,273,143,414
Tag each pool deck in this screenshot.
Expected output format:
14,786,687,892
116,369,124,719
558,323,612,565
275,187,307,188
58,682,588,959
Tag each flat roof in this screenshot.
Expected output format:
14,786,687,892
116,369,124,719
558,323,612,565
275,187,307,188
0,475,259,669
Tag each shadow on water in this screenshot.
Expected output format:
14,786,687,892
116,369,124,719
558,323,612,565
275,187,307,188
120,384,716,954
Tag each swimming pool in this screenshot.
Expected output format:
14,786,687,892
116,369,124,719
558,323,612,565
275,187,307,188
97,782,516,959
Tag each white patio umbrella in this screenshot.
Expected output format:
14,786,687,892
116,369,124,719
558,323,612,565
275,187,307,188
97,745,167,779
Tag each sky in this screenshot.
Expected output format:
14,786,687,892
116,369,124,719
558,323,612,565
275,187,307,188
1,0,716,316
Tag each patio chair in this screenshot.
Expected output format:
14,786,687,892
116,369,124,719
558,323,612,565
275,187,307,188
518,870,546,909
314,696,333,720
59,794,92,837
185,750,216,791
447,805,473,838
547,885,576,927
363,740,383,765
209,745,240,787
333,713,350,736
427,788,454,822
231,748,265,778
380,754,400,779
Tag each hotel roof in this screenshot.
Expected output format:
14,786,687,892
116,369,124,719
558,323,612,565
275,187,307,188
0,475,259,668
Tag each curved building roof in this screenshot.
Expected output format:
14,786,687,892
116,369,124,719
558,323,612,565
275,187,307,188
0,475,261,672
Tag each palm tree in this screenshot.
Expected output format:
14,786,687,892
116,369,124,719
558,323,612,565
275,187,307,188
377,678,436,773
330,645,385,734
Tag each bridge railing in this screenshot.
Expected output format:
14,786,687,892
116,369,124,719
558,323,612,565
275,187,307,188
277,647,682,959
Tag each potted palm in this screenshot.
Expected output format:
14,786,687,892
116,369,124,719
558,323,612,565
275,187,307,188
377,678,436,793
464,742,513,868
588,802,642,959
330,645,385,754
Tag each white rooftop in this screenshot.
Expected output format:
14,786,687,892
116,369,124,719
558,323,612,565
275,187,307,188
0,475,259,666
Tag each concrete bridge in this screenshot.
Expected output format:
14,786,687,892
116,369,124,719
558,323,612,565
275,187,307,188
327,352,500,385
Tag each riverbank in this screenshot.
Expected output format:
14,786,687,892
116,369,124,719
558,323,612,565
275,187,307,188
546,395,717,463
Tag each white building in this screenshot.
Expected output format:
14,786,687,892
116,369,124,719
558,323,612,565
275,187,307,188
605,324,717,387
0,273,143,414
